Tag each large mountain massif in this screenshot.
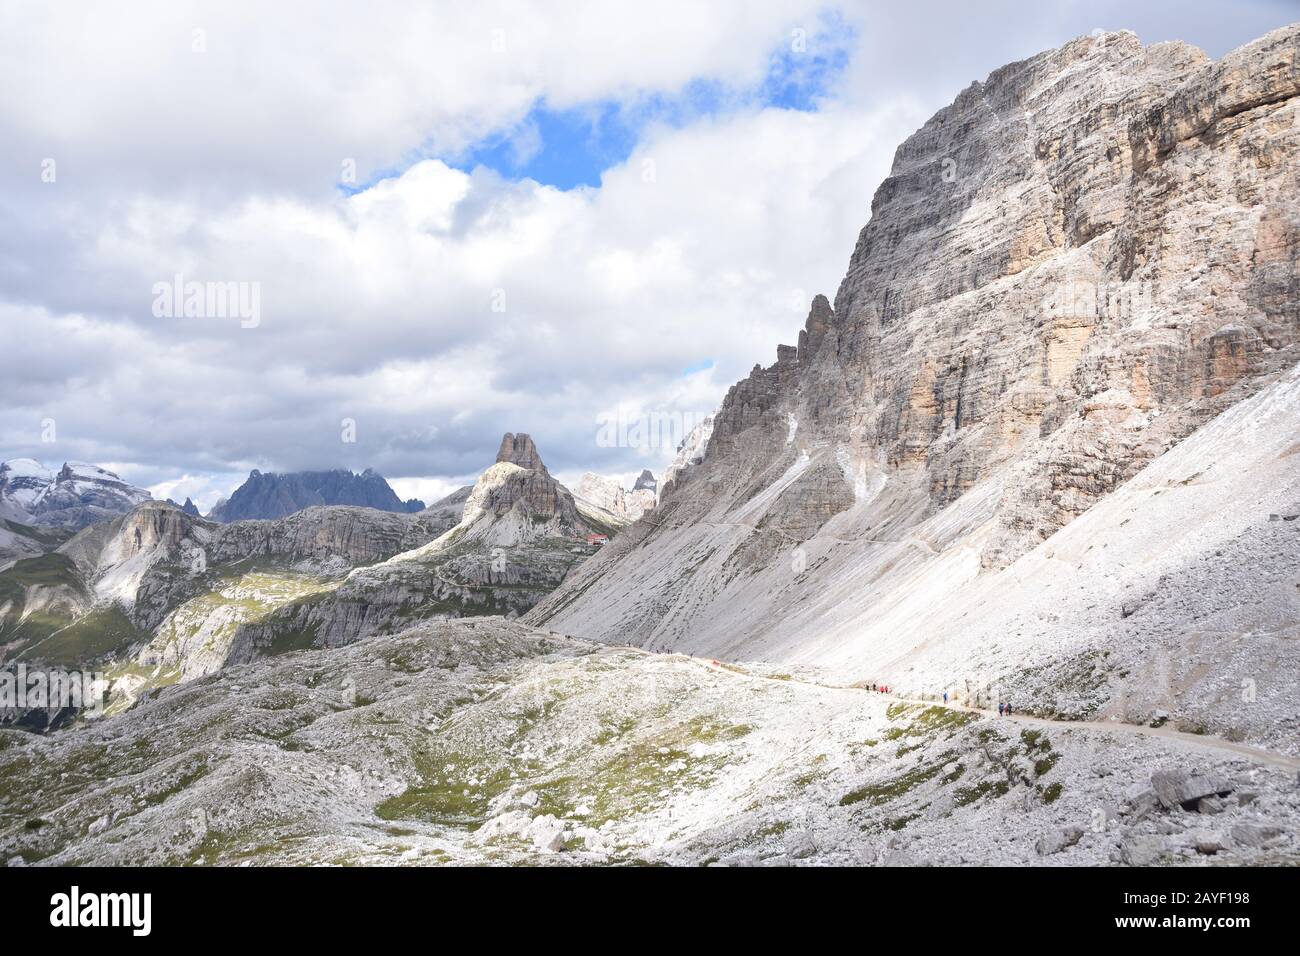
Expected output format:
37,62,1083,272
208,468,425,521
0,460,151,533
528,25,1300,748
2,26,1299,868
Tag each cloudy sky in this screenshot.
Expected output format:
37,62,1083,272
3,0,1296,509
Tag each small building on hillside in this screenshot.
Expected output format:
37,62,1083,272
586,533,610,546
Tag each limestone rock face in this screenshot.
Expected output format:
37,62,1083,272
660,415,714,501
574,473,657,523
462,462,578,535
496,433,546,472
211,505,458,567
528,25,1300,703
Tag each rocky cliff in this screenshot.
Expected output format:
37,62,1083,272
527,25,1300,745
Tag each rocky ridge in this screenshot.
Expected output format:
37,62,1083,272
0,499,466,714
209,468,424,522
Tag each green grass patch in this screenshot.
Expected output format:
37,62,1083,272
17,605,147,667
841,759,947,807
954,779,1010,806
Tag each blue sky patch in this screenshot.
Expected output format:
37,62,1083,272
440,16,855,191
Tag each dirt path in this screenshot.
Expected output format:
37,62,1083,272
633,648,1300,772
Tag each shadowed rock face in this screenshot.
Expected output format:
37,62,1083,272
529,26,1300,685
209,468,424,522
496,433,546,472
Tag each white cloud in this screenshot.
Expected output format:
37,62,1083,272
3,95,920,488
0,0,828,197
2,0,1294,496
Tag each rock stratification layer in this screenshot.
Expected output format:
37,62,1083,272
528,26,1300,744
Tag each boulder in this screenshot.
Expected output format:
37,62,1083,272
1197,796,1227,815
1230,822,1284,849
1120,835,1168,866
1189,831,1227,855
526,814,568,853
1150,769,1232,811
1035,825,1085,856
1123,788,1162,821
786,830,817,859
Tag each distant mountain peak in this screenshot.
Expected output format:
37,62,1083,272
165,496,202,516
210,468,424,522
0,457,151,530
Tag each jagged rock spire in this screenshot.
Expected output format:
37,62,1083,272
796,294,835,364
496,433,546,472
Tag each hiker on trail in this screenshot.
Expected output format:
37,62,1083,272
943,691,948,704
998,702,1004,716
1005,702,1013,716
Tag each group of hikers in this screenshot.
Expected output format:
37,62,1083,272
864,681,1016,716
